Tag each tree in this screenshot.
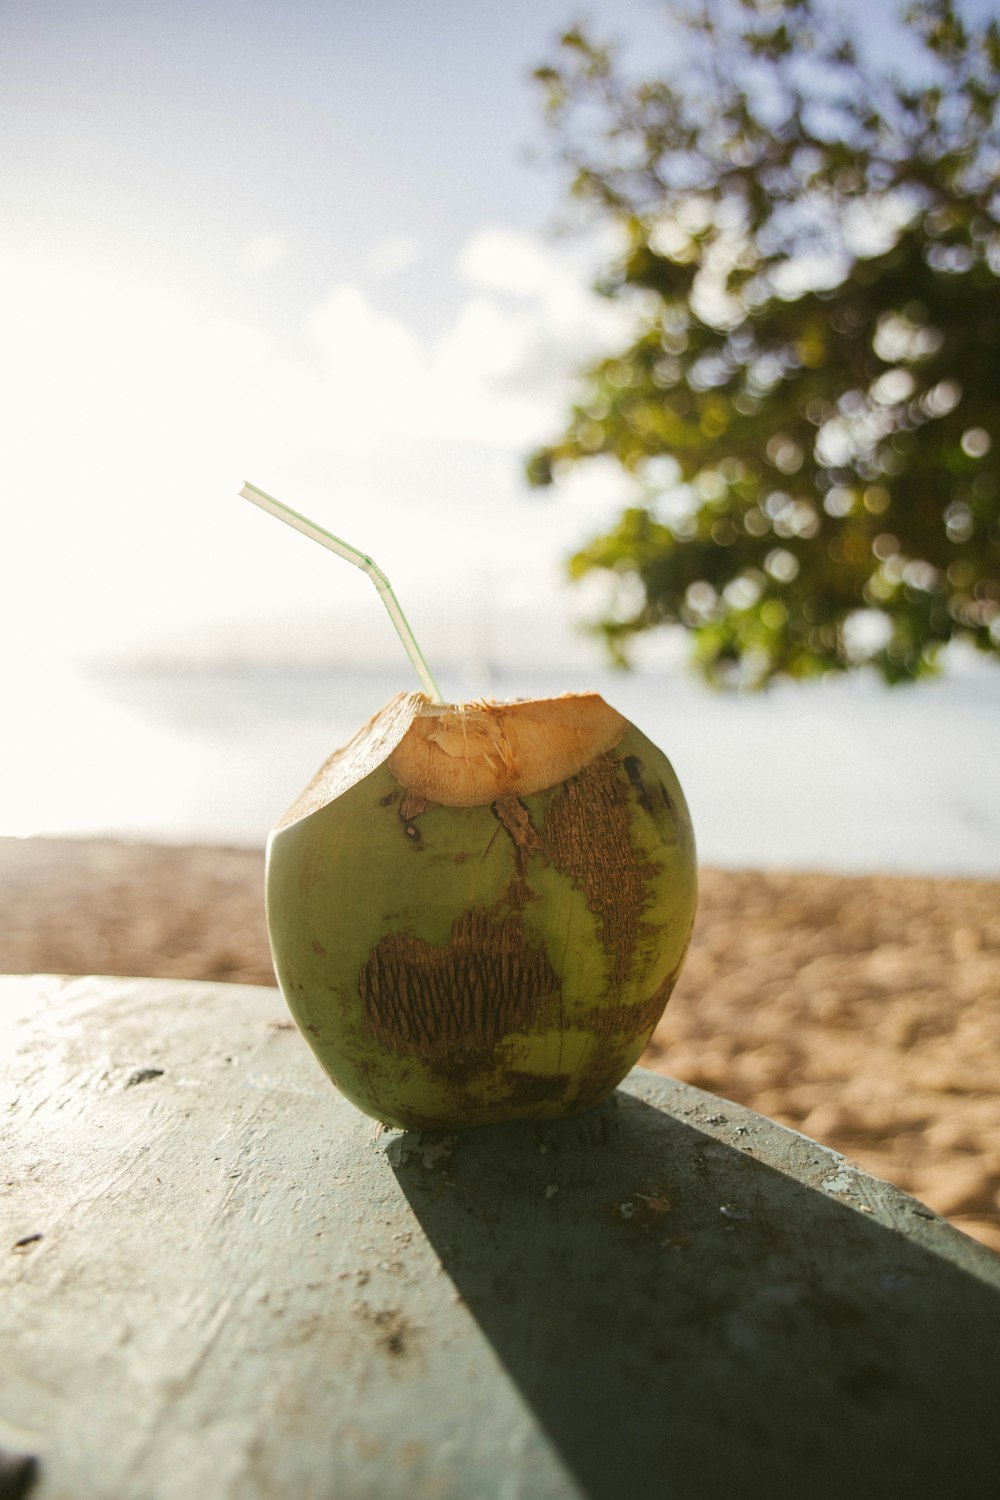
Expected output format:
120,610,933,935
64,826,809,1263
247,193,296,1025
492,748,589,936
528,0,1000,685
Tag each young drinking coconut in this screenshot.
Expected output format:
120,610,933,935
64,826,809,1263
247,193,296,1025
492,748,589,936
241,482,697,1129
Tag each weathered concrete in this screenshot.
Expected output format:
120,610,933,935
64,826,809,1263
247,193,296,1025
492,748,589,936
2,974,999,1500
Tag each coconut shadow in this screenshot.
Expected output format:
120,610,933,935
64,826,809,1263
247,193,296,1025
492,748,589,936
386,1077,1000,1500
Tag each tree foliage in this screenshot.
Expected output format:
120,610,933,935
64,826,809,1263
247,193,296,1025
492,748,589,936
529,0,1000,685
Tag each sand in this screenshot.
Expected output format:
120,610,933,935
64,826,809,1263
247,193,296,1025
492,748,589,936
2,835,998,1254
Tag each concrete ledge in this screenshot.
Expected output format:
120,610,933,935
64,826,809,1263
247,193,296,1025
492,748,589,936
3,975,999,1499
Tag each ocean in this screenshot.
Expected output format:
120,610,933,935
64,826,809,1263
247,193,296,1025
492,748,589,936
3,658,998,876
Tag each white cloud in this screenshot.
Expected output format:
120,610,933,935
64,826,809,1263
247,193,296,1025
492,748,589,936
0,227,635,663
295,231,632,451
305,283,425,447
434,295,531,380
459,227,556,297
309,283,418,367
460,225,634,345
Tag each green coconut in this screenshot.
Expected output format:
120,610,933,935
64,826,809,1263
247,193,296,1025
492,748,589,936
266,690,697,1129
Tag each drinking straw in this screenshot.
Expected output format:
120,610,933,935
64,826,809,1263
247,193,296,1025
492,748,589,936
240,482,443,703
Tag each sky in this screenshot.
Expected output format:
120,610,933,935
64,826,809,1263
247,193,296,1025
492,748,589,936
7,0,991,677
2,0,680,674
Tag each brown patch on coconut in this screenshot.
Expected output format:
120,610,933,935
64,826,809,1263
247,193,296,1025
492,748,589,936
359,909,561,1066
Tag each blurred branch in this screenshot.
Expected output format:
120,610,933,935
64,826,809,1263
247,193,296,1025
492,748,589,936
530,0,1000,686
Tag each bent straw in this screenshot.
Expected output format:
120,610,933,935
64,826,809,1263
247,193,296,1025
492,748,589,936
240,481,443,703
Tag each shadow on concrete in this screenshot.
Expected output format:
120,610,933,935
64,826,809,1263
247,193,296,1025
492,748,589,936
387,1083,1000,1500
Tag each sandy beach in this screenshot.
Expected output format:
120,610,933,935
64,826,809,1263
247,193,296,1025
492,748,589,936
2,834,998,1254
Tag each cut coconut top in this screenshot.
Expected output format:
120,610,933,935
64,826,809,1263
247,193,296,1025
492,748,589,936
391,693,627,807
274,692,628,828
